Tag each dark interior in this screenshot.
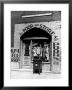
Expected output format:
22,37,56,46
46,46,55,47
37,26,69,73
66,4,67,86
20,27,52,43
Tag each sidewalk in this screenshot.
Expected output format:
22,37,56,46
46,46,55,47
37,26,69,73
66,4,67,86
11,69,61,79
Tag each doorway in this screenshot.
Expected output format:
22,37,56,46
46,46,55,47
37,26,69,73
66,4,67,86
20,27,52,72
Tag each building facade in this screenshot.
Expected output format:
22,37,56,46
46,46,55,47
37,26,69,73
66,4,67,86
11,11,61,74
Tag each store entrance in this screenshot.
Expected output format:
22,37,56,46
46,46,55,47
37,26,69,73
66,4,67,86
31,39,51,73
20,27,52,73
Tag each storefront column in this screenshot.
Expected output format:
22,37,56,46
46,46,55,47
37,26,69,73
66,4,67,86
51,35,61,73
52,35,54,71
50,35,54,71
30,40,32,63
19,40,23,69
49,41,52,71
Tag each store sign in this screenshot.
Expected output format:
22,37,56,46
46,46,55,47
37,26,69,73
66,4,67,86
54,36,59,41
22,24,55,35
11,49,19,62
53,42,60,61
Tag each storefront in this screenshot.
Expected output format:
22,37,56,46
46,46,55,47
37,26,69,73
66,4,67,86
11,22,61,73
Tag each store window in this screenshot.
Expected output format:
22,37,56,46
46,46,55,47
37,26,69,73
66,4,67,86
24,44,29,56
43,44,49,62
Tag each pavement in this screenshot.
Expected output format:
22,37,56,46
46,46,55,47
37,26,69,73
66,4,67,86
10,69,61,79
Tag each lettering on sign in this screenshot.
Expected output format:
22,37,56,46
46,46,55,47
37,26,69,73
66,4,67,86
22,24,55,35
11,49,19,62
53,42,60,60
54,36,59,41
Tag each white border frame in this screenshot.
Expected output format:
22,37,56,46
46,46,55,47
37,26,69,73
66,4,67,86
4,4,69,86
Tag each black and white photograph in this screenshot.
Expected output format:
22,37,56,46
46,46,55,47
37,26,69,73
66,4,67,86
4,4,69,86
11,11,61,79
